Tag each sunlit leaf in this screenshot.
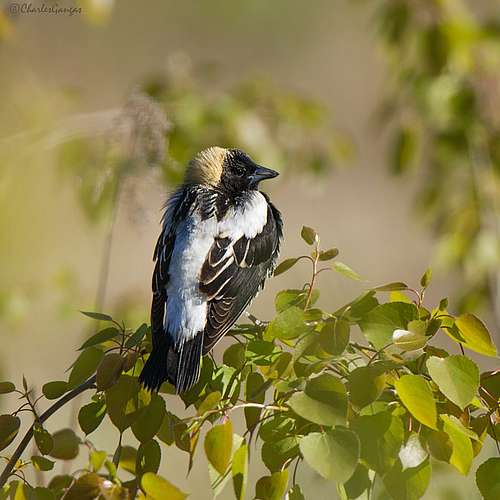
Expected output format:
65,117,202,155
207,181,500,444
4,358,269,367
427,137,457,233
141,472,187,500
441,415,473,475
453,314,497,357
373,282,408,292
426,355,479,409
264,306,308,340
359,302,418,350
332,261,361,280
420,268,432,288
395,375,437,429
204,420,233,475
232,443,248,500
300,429,359,482
105,375,141,431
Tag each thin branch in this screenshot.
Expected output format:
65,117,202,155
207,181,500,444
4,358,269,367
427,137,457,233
0,375,97,488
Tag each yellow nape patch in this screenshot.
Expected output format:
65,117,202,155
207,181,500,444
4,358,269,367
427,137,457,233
185,147,228,186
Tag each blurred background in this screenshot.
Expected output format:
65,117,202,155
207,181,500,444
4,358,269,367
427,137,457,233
0,0,499,498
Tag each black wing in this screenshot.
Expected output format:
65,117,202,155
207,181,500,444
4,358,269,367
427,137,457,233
199,201,282,354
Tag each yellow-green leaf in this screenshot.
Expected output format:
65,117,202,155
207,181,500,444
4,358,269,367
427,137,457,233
232,443,248,500
255,470,289,500
301,226,317,245
453,314,497,357
204,420,233,475
141,472,188,500
395,375,437,429
31,455,55,471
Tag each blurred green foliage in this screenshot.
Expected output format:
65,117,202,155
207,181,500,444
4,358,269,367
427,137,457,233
0,228,498,499
373,0,500,321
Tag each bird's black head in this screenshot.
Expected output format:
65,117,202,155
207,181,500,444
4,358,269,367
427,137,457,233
220,149,279,193
185,147,279,193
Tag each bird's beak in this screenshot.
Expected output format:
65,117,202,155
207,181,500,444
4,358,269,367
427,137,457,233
250,165,279,185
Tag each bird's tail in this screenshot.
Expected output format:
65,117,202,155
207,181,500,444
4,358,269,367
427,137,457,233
139,333,204,393
139,333,173,392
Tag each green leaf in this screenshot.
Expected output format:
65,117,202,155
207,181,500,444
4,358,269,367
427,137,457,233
68,347,104,388
383,459,431,500
426,355,479,409
441,415,473,475
48,428,80,460
261,436,299,472
79,327,119,350
141,472,188,500
264,306,308,340
89,450,107,471
0,414,20,451
42,381,69,400
288,373,347,426
125,323,149,349
0,382,15,394
420,268,432,288
349,365,386,408
395,375,437,429
373,282,408,292
80,311,113,321
399,433,428,470
275,289,319,312
96,353,124,391
64,472,102,500
301,226,317,245
232,443,248,500
223,343,246,370
453,313,498,357
299,429,359,483
244,371,265,431
31,455,55,471
197,391,222,416
31,487,56,500
476,457,500,500
255,470,289,500
204,420,233,475
319,248,339,261
424,429,453,462
105,375,141,431
319,319,350,355
34,424,53,455
359,302,418,350
273,258,299,276
332,261,361,280
352,411,404,473
132,394,166,443
78,399,107,435
136,439,162,477
344,464,371,499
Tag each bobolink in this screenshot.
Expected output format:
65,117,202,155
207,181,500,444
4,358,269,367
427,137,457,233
139,147,283,392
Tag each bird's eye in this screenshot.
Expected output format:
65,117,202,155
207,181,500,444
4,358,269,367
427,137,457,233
234,166,246,177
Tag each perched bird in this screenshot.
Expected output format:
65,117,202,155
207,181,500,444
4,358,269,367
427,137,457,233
139,147,283,393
